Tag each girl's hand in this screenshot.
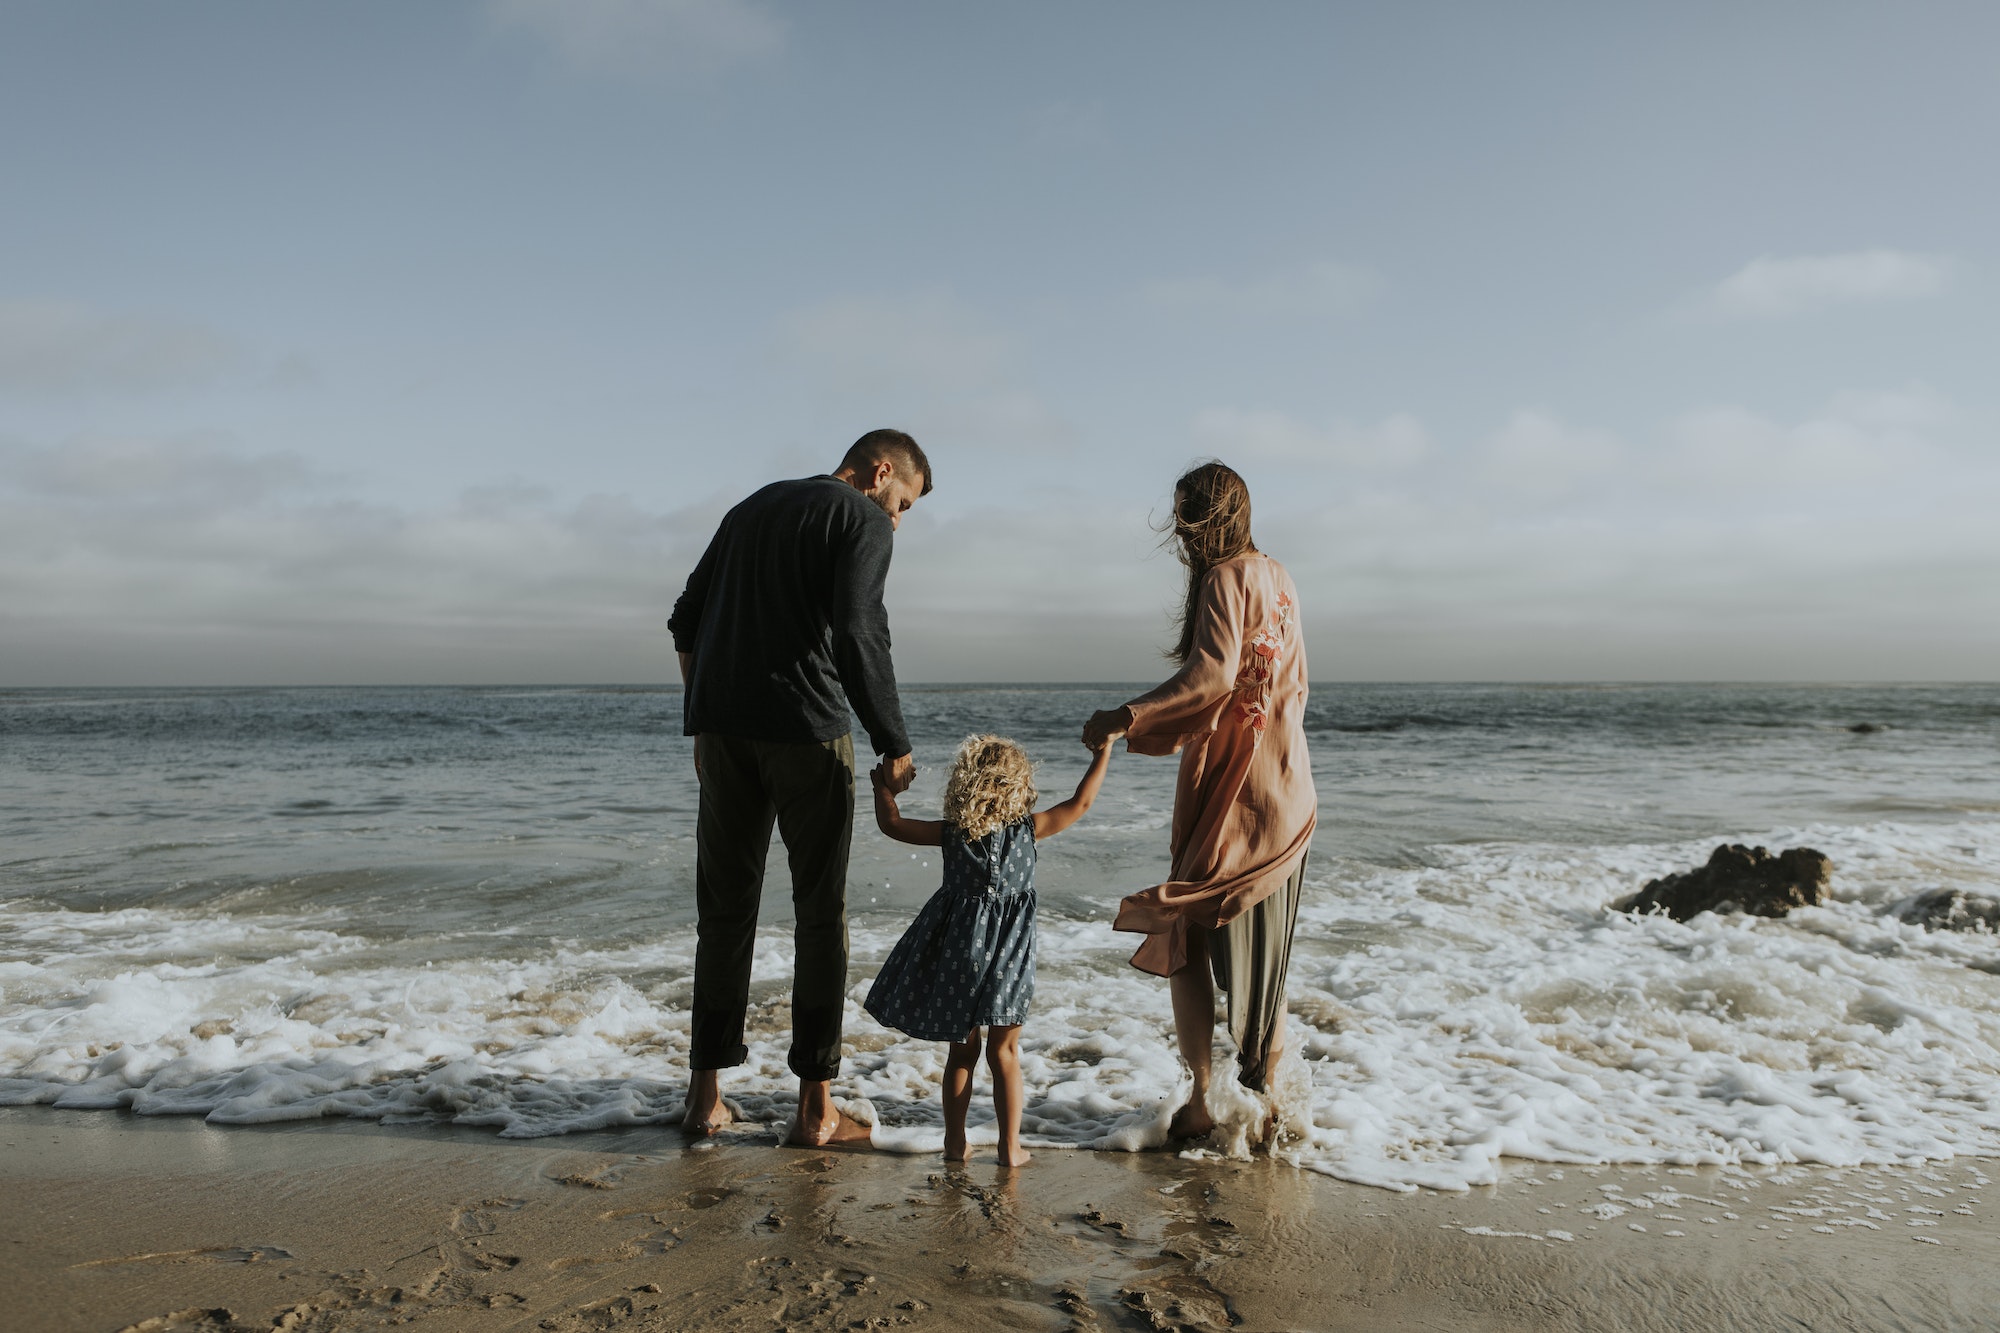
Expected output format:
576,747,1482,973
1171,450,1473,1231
1082,706,1132,750
871,773,943,847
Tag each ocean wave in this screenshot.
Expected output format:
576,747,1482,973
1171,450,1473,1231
4,818,1996,1190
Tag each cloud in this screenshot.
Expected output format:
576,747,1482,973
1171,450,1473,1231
1698,250,1951,319
0,301,242,393
1660,387,1949,489
1,433,310,503
0,434,1168,684
491,0,783,77
776,290,1072,451
1229,384,1998,678
0,434,725,684
3,381,1991,686
884,499,1179,679
1258,460,2000,679
1144,261,1379,319
1481,410,1625,495
1191,408,1429,469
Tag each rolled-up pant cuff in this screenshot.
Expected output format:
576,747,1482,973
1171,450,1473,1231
690,1042,748,1072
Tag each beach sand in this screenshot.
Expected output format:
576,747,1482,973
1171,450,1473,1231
4,1107,1994,1333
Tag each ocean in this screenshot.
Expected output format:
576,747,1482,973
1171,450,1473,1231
2,683,1996,1191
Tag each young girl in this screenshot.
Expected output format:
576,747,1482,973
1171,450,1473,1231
864,733,1112,1166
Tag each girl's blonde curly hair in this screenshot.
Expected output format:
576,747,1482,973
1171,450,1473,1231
941,734,1037,841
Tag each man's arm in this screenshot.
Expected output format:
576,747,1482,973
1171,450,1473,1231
667,530,720,660
669,530,722,776
827,509,913,772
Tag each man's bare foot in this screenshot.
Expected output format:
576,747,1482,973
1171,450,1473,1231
997,1145,1033,1167
680,1072,733,1137
1166,1099,1215,1142
787,1107,872,1147
943,1131,970,1162
787,1080,873,1148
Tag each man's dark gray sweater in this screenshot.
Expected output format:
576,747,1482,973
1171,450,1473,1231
668,475,911,759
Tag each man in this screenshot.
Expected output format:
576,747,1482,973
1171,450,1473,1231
666,428,930,1146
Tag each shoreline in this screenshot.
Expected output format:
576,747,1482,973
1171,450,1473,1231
5,1108,1994,1332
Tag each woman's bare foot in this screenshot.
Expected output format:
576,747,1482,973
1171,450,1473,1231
943,1130,970,1162
997,1144,1033,1167
680,1072,733,1137
1166,1099,1215,1142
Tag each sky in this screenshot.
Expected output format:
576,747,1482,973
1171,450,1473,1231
2,1,1996,685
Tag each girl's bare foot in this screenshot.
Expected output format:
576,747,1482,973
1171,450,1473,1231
997,1145,1033,1167
943,1131,970,1163
1166,1100,1214,1142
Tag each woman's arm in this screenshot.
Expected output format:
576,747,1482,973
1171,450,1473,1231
872,766,944,846
1084,563,1250,755
1032,742,1113,840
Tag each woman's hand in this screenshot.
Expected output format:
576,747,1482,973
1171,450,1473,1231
1082,705,1133,751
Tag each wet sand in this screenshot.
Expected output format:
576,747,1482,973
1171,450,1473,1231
3,1108,1994,1332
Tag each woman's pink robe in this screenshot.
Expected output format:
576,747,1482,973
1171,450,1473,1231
1112,553,1316,977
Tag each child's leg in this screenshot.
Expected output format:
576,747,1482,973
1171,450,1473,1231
985,1025,1031,1167
943,1030,982,1162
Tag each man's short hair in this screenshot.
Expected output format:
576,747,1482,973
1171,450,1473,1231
840,428,932,496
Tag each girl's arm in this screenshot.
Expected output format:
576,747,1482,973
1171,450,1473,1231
872,765,944,846
1032,742,1113,840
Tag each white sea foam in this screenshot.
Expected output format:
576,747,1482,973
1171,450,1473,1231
3,818,1997,1191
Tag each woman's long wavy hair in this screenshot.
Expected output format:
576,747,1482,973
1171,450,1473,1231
1161,461,1257,666
941,734,1037,841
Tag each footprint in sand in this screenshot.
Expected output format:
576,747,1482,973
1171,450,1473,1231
1076,1208,1131,1236
79,1246,293,1270
682,1186,733,1209
440,1198,527,1276
566,1294,639,1329
1119,1272,1236,1332
115,1310,261,1333
448,1197,526,1237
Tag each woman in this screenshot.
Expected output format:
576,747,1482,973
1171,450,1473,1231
1083,461,1315,1142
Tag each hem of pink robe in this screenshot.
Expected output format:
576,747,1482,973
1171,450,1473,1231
1112,826,1315,978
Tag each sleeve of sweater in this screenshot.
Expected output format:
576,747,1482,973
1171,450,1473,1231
1121,563,1247,757
666,526,722,655
828,509,912,759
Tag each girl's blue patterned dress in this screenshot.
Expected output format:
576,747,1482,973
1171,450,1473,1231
864,815,1037,1041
